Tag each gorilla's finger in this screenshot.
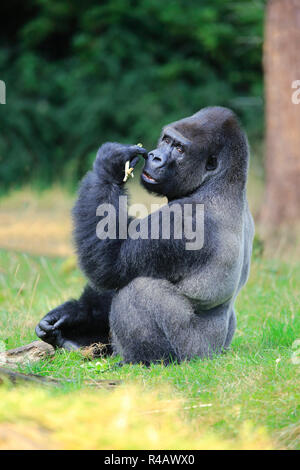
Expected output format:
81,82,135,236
129,145,147,156
129,156,140,168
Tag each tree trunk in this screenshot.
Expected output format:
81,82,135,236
261,0,300,228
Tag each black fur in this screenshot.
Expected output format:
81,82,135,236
36,107,254,364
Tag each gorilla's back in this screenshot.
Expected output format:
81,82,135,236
238,201,255,293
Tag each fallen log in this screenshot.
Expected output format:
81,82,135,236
0,367,61,386
0,367,122,388
0,341,55,367
0,341,122,388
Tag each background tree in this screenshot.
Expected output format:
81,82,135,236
0,0,264,190
261,0,300,228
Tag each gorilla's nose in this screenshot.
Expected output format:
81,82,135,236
147,150,168,169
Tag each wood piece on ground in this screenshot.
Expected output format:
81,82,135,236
0,367,122,388
0,367,63,386
0,340,55,367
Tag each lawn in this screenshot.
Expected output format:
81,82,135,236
0,187,299,450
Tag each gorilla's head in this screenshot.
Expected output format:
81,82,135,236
141,106,248,200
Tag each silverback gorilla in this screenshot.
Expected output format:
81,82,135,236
36,107,254,364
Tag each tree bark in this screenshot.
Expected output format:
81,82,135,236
261,0,300,228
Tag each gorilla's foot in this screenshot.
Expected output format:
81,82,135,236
35,303,82,350
35,300,111,352
35,321,81,351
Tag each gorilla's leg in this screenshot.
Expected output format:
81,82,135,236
110,279,177,365
35,285,114,352
110,277,230,364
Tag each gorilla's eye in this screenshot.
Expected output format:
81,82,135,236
163,136,171,145
176,145,184,154
206,156,218,171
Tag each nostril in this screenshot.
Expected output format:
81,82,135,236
148,152,161,162
148,151,163,165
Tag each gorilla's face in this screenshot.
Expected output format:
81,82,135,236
141,127,195,198
141,107,233,200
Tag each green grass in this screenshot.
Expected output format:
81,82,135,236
0,249,299,449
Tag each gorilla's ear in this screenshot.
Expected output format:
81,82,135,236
205,155,218,171
221,111,240,137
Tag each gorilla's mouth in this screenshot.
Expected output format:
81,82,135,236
142,171,158,184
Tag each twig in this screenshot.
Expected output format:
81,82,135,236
140,403,212,415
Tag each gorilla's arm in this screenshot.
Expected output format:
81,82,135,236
73,142,146,290
73,143,206,291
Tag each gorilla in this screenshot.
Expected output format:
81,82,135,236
36,107,254,364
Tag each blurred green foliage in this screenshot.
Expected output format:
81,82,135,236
0,0,265,188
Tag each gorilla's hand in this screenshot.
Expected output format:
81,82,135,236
93,143,147,184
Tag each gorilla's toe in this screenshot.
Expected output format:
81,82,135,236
60,340,80,351
35,324,46,339
35,320,63,347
